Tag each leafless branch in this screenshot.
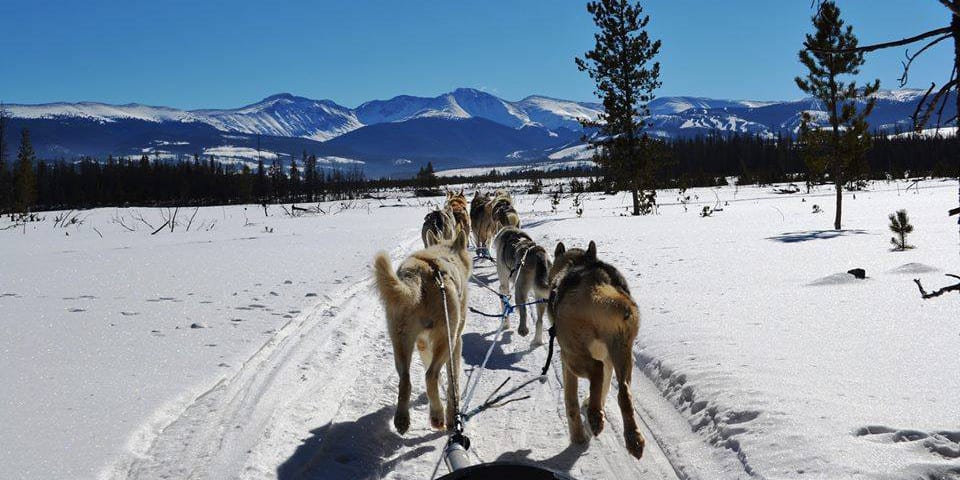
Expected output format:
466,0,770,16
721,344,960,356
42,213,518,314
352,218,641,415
132,210,155,230
806,26,952,54
899,34,952,87
911,82,938,129
151,220,170,235
185,207,200,232
914,274,960,298
917,77,958,130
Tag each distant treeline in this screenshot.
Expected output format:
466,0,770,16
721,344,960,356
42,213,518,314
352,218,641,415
0,128,957,213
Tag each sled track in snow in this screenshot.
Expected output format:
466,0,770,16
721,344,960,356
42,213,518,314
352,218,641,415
111,232,687,480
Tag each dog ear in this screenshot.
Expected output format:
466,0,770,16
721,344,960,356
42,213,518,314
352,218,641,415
586,241,597,260
426,229,440,246
453,227,467,251
554,242,566,258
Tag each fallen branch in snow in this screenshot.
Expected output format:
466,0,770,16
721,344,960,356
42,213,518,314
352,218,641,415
914,274,960,299
185,207,200,232
151,220,170,235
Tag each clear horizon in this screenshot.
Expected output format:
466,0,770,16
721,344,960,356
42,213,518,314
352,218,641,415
1,1,953,108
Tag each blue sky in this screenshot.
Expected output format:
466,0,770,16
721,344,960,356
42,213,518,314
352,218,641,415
0,0,952,108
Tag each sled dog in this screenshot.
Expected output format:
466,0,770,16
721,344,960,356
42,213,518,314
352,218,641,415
421,208,456,248
472,190,520,252
374,229,471,433
445,190,471,243
547,241,644,459
490,190,520,230
470,191,493,250
493,227,551,343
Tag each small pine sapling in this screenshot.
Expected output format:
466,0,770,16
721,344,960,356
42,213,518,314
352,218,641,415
888,209,914,251
572,193,584,218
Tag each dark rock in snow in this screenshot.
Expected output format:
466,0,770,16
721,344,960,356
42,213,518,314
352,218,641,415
847,268,866,279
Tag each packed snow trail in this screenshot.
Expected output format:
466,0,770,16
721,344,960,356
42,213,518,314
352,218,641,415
111,227,689,480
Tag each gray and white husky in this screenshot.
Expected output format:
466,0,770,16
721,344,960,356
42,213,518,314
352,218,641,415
493,226,551,344
421,208,456,248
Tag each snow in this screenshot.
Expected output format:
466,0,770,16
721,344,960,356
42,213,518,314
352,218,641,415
202,145,280,161
548,143,595,161
1,179,958,480
436,159,595,178
6,102,197,124
890,126,958,138
317,156,365,165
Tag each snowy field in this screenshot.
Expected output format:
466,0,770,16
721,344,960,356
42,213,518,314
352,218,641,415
1,179,958,480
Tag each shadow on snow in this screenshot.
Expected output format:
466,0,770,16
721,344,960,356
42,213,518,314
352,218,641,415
766,229,869,243
277,394,444,480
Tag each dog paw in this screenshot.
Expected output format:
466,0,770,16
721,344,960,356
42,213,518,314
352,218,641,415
624,429,645,459
570,427,589,445
430,411,447,431
588,408,605,436
394,411,410,435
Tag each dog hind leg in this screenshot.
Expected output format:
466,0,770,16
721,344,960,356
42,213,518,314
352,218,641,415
563,357,588,445
612,344,645,459
391,328,417,434
587,359,606,436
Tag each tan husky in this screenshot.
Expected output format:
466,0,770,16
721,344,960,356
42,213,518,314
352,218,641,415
471,190,520,251
547,241,644,459
445,190,471,242
374,230,471,433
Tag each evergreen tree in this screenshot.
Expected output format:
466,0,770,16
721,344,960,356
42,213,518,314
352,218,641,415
13,128,37,212
304,154,318,201
415,162,438,190
269,156,285,201
255,157,267,201
576,0,662,215
796,1,880,230
0,102,10,212
888,209,914,250
288,155,301,201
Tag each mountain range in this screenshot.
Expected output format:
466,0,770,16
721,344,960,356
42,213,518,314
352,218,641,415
4,88,952,177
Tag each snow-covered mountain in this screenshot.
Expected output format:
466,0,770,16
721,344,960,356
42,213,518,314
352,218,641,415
4,88,953,176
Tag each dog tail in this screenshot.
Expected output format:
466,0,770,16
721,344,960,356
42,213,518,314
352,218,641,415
374,252,422,307
591,283,638,322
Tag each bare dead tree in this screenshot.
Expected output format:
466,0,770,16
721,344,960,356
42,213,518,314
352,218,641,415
914,274,960,298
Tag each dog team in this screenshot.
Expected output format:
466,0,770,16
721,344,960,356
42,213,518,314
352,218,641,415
374,189,645,459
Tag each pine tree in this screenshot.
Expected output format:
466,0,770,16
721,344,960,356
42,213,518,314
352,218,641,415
0,102,10,212
255,157,267,202
576,0,662,216
888,209,914,250
269,156,285,201
796,1,880,230
13,128,37,213
304,154,318,201
288,156,301,201
415,162,438,190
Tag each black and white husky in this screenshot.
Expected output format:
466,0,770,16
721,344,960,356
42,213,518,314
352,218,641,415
493,226,551,344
